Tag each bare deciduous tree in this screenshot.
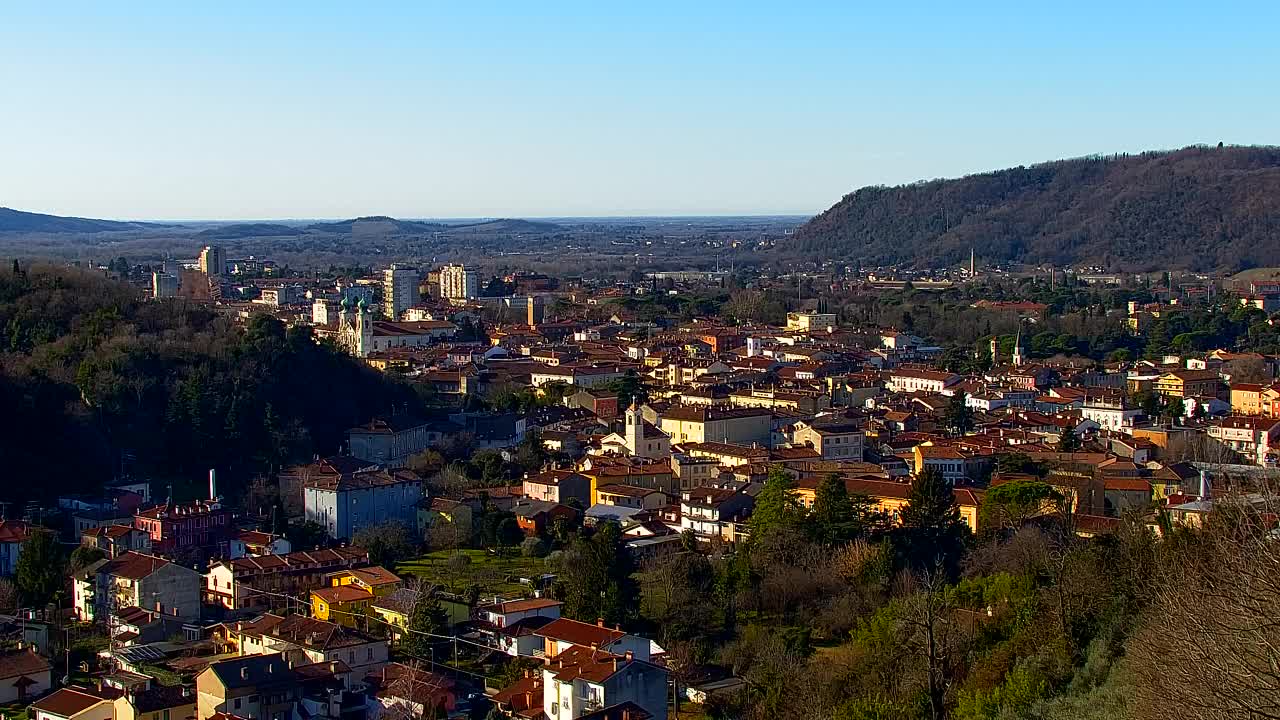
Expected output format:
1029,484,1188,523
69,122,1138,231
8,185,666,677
1129,493,1280,720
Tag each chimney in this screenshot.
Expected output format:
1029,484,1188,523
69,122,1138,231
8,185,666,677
209,469,218,501
624,650,633,661
596,618,604,627
155,601,162,613
240,667,249,680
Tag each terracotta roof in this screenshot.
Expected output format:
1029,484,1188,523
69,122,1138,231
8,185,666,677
596,484,664,499
536,618,626,649
311,586,372,604
100,552,170,580
31,689,107,717
0,649,50,680
347,566,401,587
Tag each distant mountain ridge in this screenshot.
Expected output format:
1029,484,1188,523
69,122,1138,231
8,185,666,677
196,223,304,239
0,207,176,233
790,146,1280,271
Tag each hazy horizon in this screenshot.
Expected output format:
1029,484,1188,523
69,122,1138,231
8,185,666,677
4,3,1277,219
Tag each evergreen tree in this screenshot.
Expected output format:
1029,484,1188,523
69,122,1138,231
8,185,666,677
1057,426,1081,453
16,530,65,606
898,467,969,573
400,583,449,658
750,466,802,541
811,472,854,543
945,391,974,436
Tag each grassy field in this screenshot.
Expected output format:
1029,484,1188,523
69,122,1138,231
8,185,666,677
396,549,549,597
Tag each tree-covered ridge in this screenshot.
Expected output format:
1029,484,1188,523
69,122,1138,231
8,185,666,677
791,146,1280,271
0,263,418,504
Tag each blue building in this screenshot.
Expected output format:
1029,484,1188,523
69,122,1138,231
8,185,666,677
302,467,424,541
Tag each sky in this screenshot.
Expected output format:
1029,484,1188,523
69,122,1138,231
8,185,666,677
2,2,1278,220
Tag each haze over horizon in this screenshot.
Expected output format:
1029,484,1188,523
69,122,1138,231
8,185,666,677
3,2,1278,220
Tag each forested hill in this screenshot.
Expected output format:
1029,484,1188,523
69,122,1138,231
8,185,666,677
789,146,1280,271
0,264,419,506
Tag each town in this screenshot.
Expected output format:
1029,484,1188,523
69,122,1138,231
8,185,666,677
0,243,1275,720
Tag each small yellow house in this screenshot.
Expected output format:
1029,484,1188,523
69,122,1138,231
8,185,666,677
312,566,402,627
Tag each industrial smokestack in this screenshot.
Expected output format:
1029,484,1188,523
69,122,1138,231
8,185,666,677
209,469,218,501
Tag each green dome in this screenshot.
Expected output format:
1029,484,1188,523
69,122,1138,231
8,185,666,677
340,295,352,310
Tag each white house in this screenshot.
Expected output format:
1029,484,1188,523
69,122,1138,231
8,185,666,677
886,369,961,394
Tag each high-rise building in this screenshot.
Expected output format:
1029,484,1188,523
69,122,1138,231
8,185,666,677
527,295,545,327
151,272,179,298
438,264,478,300
198,246,225,276
382,264,420,320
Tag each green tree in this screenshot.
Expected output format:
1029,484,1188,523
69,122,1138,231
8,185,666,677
945,391,975,436
749,466,803,541
16,530,66,606
287,520,329,551
68,545,106,574
352,522,416,568
981,480,1063,531
555,522,637,626
1058,426,1081,453
400,582,449,658
898,467,969,573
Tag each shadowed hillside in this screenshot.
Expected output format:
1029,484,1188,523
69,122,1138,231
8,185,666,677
790,146,1280,271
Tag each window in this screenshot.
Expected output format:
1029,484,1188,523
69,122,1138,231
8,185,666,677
248,696,259,704
234,699,242,710
367,648,374,660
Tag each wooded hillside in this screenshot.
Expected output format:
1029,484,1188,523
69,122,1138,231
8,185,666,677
790,146,1280,271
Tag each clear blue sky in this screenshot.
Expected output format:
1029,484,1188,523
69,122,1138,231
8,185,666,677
2,2,1276,220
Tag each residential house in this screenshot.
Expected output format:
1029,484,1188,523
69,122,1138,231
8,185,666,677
229,532,291,559
658,406,771,447
369,588,470,642
134,500,235,561
81,525,152,559
223,613,389,682
346,415,437,468
511,500,580,536
195,654,302,720
538,645,668,720
565,389,621,420
113,682,197,720
523,471,593,507
787,312,837,332
1154,369,1221,399
311,567,402,628
205,547,370,611
0,521,32,576
595,485,667,511
302,468,424,541
536,618,653,661
0,647,51,703
886,369,960,395
73,552,201,623
32,689,114,720
792,421,864,461
1206,415,1280,465
669,454,719,491
911,446,969,484
679,488,754,545
476,599,564,657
